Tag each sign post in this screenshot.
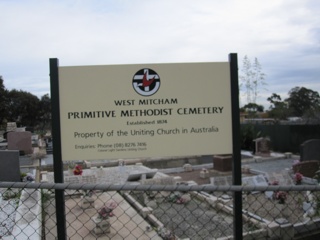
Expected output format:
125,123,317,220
50,58,67,240
229,53,243,239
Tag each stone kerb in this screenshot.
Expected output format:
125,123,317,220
140,176,176,185
5,189,42,240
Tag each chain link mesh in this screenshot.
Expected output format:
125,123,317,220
1,183,320,239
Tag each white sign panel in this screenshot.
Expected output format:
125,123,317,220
58,62,232,161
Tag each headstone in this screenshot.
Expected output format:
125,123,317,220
183,164,193,172
7,131,33,155
210,176,233,186
64,175,81,184
31,135,39,147
292,160,320,178
6,122,17,132
300,139,320,162
0,150,21,182
213,155,232,172
210,176,233,196
242,175,269,188
82,175,97,184
254,138,271,157
265,171,295,185
64,174,97,184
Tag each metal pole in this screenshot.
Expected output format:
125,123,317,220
49,58,67,240
229,53,243,239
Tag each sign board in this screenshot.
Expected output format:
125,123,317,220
58,62,232,161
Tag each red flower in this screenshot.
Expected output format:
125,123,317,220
73,165,83,175
295,172,303,184
270,180,279,186
274,191,287,204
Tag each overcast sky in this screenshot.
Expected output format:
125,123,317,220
1,0,319,109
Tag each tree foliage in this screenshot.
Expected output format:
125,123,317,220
267,93,289,120
0,76,52,130
286,87,320,117
38,94,51,131
0,76,8,125
267,87,320,122
7,89,40,127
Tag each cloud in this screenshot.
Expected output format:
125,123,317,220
0,0,319,108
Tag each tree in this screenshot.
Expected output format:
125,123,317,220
267,93,289,120
6,89,40,127
0,76,8,126
240,56,266,104
286,87,320,117
241,103,264,118
38,94,51,131
242,103,264,112
267,93,282,108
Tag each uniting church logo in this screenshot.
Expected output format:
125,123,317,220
132,68,160,96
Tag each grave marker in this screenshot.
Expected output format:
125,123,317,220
254,138,271,157
300,139,320,162
210,176,233,186
7,131,33,155
0,150,21,182
242,175,268,187
265,171,294,185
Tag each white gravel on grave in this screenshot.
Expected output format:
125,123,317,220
0,193,17,238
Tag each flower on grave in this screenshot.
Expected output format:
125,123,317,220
73,165,83,175
98,200,118,220
83,190,94,197
176,197,186,204
26,175,34,182
274,191,287,204
269,180,279,186
168,192,188,204
294,172,303,185
22,173,35,182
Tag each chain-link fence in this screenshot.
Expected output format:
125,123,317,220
1,182,320,240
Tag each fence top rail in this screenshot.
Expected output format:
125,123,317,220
1,181,320,192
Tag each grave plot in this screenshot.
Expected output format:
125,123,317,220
43,191,162,239
0,189,20,237
241,192,306,224
129,190,259,239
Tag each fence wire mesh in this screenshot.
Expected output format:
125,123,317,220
1,183,320,240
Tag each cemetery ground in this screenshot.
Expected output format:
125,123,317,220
2,152,320,239
40,154,305,239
